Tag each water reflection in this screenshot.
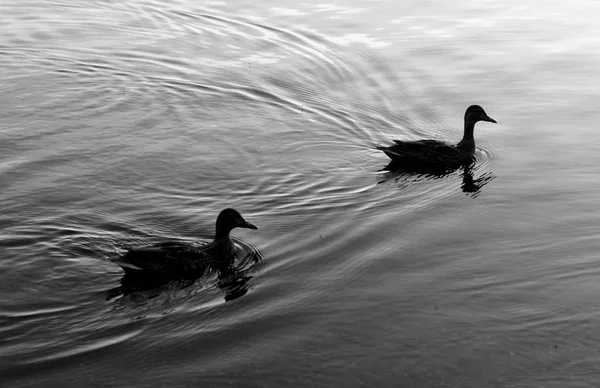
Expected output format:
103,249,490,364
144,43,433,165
377,159,495,197
105,250,263,303
459,164,496,198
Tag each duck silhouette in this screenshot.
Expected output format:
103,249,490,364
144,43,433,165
377,105,497,173
107,208,260,301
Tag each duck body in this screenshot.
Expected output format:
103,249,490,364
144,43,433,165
378,139,474,172
377,105,496,172
112,208,258,280
115,240,215,278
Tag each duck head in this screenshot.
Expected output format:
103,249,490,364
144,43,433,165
215,208,258,237
465,105,497,125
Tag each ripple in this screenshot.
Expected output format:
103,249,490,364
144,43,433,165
0,305,78,321
478,143,510,163
0,1,555,385
18,324,143,369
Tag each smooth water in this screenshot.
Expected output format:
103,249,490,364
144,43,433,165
2,0,600,386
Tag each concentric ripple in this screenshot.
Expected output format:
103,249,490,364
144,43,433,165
0,0,523,386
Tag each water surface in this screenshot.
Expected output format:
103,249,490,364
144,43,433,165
2,0,600,387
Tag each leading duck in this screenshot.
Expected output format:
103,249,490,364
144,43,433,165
112,208,258,279
377,105,497,172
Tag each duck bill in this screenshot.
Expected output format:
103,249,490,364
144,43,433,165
241,220,259,230
483,115,497,123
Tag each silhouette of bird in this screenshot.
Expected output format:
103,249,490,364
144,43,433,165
377,105,497,172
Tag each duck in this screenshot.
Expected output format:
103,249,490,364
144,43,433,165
112,208,258,279
377,105,497,172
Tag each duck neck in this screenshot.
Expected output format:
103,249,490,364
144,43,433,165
210,228,236,259
214,227,232,241
457,121,476,153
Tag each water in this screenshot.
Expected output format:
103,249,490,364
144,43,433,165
2,0,600,386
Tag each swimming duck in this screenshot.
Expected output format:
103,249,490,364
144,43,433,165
112,208,258,279
377,105,497,172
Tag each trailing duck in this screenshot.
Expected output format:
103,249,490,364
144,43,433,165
112,208,258,279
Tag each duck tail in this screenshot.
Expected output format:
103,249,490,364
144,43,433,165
376,146,403,160
112,259,144,272
105,286,123,300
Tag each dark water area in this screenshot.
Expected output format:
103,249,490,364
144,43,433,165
2,0,600,386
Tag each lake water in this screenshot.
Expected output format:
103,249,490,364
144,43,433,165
2,0,600,386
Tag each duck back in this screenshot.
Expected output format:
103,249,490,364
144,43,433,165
378,139,471,171
114,241,212,277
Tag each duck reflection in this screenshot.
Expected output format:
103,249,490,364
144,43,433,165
378,159,495,197
459,164,495,197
